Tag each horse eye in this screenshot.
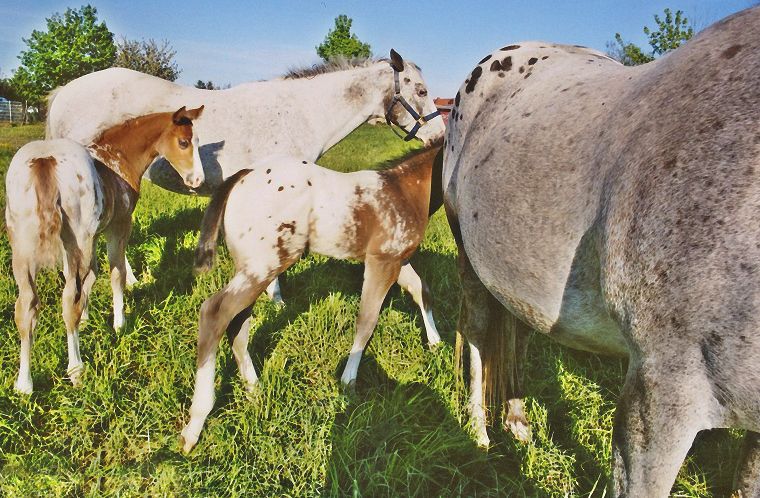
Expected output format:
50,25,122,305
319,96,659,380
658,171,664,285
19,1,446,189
178,139,190,149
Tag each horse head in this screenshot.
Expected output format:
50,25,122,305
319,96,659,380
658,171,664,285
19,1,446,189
157,105,205,189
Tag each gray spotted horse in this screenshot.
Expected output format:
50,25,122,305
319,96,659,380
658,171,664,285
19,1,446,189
443,6,760,497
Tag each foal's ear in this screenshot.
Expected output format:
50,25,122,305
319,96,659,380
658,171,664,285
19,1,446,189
172,106,188,124
185,105,205,121
389,48,405,72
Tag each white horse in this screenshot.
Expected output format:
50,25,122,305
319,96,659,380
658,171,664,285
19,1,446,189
6,107,203,393
46,50,445,302
179,145,444,453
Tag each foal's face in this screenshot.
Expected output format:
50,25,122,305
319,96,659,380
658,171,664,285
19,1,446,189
386,50,445,146
157,105,205,189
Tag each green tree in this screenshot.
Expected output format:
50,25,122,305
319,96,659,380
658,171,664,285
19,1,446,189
316,15,371,62
644,8,694,55
607,7,694,66
13,5,116,106
114,37,180,81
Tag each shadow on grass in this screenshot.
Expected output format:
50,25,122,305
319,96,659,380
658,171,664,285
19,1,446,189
325,358,525,497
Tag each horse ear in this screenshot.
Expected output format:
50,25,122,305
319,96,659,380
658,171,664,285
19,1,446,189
172,106,187,124
185,105,205,121
389,49,405,72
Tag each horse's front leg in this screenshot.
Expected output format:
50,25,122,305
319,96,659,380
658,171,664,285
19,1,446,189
226,305,259,392
106,219,131,330
397,261,441,347
340,255,402,388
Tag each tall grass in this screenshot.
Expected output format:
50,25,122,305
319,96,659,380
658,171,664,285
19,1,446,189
0,123,743,496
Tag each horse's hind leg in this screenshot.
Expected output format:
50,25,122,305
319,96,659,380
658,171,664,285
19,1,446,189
61,250,93,387
734,431,760,497
226,305,259,392
12,257,39,394
611,355,707,497
266,277,284,306
106,222,131,330
340,255,402,388
397,261,441,347
181,271,267,453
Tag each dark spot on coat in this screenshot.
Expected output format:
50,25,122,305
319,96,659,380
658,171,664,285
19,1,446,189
455,91,461,106
266,169,271,174
528,57,538,65
290,185,295,188
473,212,478,219
278,186,284,191
518,66,525,74
465,66,483,94
302,160,307,164
278,222,296,235
267,179,271,184
664,158,677,169
524,72,532,79
479,54,492,64
498,72,505,78
76,173,84,182
522,112,532,118
501,56,513,71
542,56,549,60
501,45,520,51
722,44,742,59
490,60,502,71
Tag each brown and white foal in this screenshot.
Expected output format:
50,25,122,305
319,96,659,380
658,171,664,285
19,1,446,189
180,145,443,452
6,106,204,393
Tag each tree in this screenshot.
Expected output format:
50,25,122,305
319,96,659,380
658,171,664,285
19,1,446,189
14,5,116,106
114,37,181,81
195,80,215,89
644,8,694,55
607,8,694,66
316,15,371,62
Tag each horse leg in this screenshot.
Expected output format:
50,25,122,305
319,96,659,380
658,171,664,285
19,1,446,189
611,356,706,497
12,257,39,394
501,312,531,442
340,255,402,388
79,241,98,322
124,256,138,287
226,305,259,392
61,248,93,387
733,431,760,497
106,222,131,330
266,277,284,306
397,261,441,347
181,271,266,453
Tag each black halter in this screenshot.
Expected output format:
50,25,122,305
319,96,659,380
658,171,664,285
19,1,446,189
384,68,441,141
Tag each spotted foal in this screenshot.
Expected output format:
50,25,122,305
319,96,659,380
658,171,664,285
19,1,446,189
180,145,443,452
5,106,204,393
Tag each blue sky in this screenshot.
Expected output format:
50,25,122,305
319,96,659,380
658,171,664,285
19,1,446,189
0,1,755,97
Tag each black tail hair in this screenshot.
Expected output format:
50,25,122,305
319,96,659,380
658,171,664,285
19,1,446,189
194,169,252,274
428,146,444,217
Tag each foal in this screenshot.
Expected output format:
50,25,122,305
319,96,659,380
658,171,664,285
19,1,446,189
180,145,443,452
6,106,204,393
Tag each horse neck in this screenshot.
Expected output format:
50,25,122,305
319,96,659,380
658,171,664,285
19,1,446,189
296,64,391,155
89,113,169,191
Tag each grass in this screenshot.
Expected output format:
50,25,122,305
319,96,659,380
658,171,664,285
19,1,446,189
0,122,745,497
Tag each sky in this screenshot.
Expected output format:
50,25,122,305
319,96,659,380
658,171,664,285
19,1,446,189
0,0,756,98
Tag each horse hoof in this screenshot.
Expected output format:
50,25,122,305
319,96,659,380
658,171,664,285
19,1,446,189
14,379,33,395
341,379,357,395
475,430,490,449
113,316,124,330
67,364,85,387
507,417,532,443
179,427,198,454
428,338,442,351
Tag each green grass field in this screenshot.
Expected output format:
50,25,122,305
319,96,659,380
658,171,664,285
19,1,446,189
0,122,744,497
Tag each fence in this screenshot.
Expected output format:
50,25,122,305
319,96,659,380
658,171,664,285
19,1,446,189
0,100,25,124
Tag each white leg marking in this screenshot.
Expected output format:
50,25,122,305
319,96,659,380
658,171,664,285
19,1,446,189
397,263,441,347
15,333,33,394
507,398,532,443
181,357,217,453
266,278,284,306
231,322,259,392
111,265,125,330
125,257,138,287
469,342,490,447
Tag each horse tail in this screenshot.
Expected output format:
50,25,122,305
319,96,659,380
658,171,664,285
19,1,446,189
29,156,63,267
45,87,62,139
428,146,445,217
194,169,252,274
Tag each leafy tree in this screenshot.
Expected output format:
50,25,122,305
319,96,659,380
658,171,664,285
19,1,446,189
13,5,116,105
316,15,371,62
114,37,180,81
607,7,694,66
195,80,215,89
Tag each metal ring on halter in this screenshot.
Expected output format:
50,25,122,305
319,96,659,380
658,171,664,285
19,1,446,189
384,68,440,141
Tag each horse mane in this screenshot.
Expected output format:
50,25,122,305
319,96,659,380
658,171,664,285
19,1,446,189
283,57,390,79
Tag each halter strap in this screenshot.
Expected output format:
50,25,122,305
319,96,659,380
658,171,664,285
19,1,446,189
385,68,441,142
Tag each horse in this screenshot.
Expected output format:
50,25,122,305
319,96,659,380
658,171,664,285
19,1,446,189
442,6,760,496
178,144,444,453
5,106,204,394
46,50,445,303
